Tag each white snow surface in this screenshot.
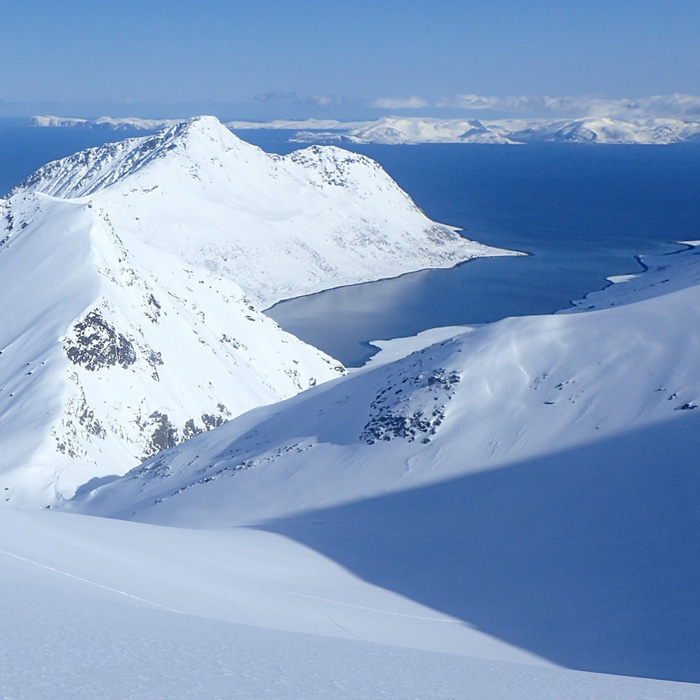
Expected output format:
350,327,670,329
4,507,696,700
14,116,510,308
72,244,700,684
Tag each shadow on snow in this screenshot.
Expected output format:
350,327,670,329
259,412,700,683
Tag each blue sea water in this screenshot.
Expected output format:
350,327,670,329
242,133,700,365
2,121,700,366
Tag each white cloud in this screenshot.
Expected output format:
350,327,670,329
372,96,429,110
254,91,350,108
438,93,700,119
306,94,346,107
254,90,300,104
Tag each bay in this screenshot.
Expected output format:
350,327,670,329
246,135,700,365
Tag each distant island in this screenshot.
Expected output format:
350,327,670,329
32,114,700,145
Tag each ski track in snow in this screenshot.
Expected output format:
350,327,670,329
0,547,183,614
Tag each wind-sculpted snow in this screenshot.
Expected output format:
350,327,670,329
12,116,513,308
73,245,700,682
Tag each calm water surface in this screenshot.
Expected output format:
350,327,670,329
245,135,700,365
3,122,700,366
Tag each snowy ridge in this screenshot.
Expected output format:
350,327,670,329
73,244,700,682
14,116,511,308
0,186,343,507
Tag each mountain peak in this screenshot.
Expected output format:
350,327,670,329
9,123,511,309
10,115,253,200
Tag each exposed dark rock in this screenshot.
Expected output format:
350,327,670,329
361,368,460,444
145,294,162,324
202,413,225,431
183,419,203,440
143,411,179,458
64,311,137,371
78,404,106,438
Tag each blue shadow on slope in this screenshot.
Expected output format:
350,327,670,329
258,412,700,682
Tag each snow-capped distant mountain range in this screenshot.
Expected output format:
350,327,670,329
1,115,506,506
30,115,181,131
33,113,700,144
72,243,700,682
238,115,700,145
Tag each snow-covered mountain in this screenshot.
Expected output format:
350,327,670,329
0,189,344,507
73,244,700,682
14,116,509,308
291,117,516,145
279,115,700,145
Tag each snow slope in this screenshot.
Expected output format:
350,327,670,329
74,244,700,682
4,507,696,700
0,183,343,508
13,116,510,309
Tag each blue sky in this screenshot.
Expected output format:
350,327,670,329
2,0,700,119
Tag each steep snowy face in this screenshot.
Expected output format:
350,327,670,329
12,116,513,308
0,189,344,508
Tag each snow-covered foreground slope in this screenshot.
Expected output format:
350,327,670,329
13,116,509,308
2,507,696,700
74,245,700,682
0,186,343,508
